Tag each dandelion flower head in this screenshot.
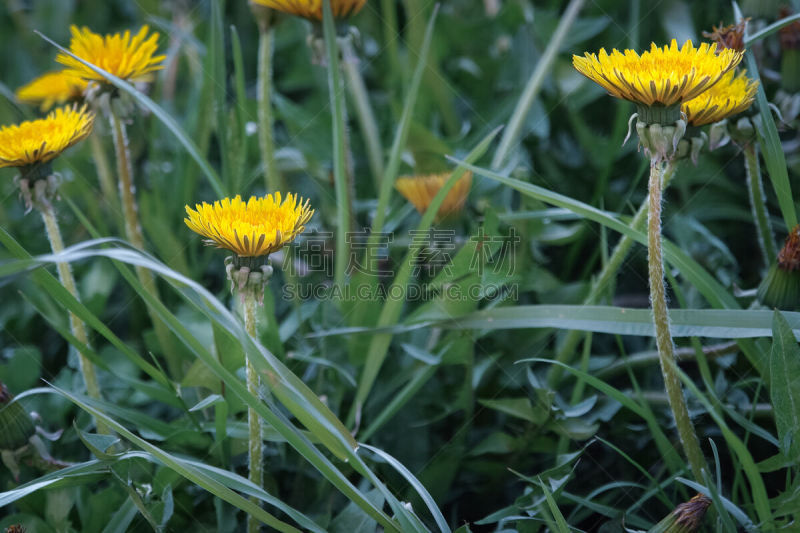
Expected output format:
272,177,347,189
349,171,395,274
249,0,367,20
185,193,314,257
683,69,758,126
0,105,95,169
395,171,472,221
56,25,165,83
572,39,744,109
16,71,88,111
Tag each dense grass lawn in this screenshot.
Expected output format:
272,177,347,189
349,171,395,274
0,1,798,531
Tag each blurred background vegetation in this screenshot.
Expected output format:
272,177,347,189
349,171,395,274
1,0,799,531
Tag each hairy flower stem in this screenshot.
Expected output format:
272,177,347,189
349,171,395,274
647,159,708,482
109,107,181,378
257,26,283,193
243,288,263,533
40,203,108,434
547,161,678,386
744,143,777,268
341,37,384,193
88,132,118,218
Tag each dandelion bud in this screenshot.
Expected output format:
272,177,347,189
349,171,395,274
649,493,712,533
759,225,800,311
635,115,686,162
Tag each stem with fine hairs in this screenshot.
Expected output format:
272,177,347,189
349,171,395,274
547,160,679,386
39,201,108,434
243,288,263,533
108,105,181,378
744,143,777,268
646,158,708,483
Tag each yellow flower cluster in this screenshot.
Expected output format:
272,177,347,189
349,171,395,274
16,71,88,111
682,69,759,126
573,39,743,107
0,106,94,169
395,171,472,221
250,0,367,20
185,193,314,257
56,25,165,83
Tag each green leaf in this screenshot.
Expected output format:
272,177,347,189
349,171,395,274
478,397,548,424
769,310,800,462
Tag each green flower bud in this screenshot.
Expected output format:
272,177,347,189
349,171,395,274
759,225,800,311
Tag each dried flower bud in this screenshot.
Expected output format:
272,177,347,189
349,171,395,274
779,8,800,50
650,493,712,533
703,20,748,53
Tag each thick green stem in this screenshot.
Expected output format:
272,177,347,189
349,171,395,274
548,161,678,386
40,203,108,434
744,143,777,268
341,37,384,193
243,289,263,533
491,0,585,169
322,0,352,290
109,107,181,378
647,159,708,482
257,27,283,193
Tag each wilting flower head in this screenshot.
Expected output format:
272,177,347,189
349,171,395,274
703,20,748,52
185,193,313,258
16,71,88,111
395,171,472,221
0,105,94,169
56,25,165,83
648,493,711,533
249,0,367,20
683,69,758,126
573,39,744,111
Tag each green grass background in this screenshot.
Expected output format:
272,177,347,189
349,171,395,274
0,0,799,531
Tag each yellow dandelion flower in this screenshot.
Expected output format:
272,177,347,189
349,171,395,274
249,0,367,20
185,193,314,257
16,71,88,111
683,69,758,126
56,25,166,83
572,39,744,109
0,105,95,169
395,171,472,221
